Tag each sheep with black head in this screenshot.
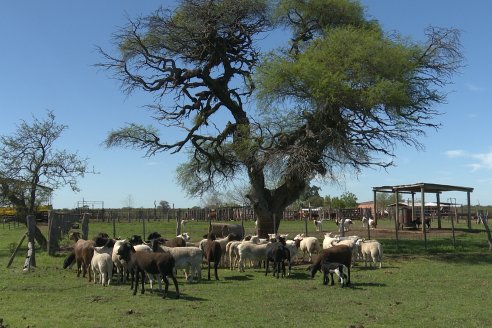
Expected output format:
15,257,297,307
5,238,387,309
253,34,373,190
117,241,180,299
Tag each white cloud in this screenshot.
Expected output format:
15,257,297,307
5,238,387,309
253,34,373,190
448,150,492,171
465,83,487,92
445,150,466,158
472,152,492,169
146,161,160,166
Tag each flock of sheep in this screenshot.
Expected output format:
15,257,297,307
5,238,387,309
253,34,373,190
63,225,384,299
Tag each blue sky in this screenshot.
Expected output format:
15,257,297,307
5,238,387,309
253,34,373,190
1,0,491,209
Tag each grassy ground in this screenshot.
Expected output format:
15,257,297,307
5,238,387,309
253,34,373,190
0,218,491,328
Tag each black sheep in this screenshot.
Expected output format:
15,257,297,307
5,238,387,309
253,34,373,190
117,241,180,299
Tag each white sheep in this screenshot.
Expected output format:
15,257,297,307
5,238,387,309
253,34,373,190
356,239,383,269
226,240,242,270
368,218,377,229
322,233,339,249
215,233,241,267
293,234,321,262
91,246,113,286
284,239,299,268
112,239,129,283
237,242,269,272
158,245,203,282
330,238,360,266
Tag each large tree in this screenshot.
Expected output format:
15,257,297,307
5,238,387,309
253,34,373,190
99,0,462,237
0,110,90,247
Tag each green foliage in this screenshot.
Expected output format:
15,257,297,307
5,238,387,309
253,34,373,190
324,191,358,209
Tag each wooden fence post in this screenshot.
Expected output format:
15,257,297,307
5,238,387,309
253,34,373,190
176,209,182,236
23,215,36,272
81,213,89,240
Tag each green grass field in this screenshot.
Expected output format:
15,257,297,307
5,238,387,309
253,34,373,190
1,218,491,328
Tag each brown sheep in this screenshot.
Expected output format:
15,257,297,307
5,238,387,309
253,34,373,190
203,232,222,280
308,245,352,286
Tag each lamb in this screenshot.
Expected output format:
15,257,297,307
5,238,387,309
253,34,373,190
368,218,377,229
320,261,348,287
91,245,113,286
150,239,203,282
308,244,352,286
117,241,180,299
356,239,383,269
293,234,321,262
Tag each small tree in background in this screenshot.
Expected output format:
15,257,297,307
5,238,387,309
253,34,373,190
0,110,91,248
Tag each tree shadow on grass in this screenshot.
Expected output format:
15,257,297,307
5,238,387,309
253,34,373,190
177,294,208,302
346,282,387,290
429,252,492,265
222,274,254,282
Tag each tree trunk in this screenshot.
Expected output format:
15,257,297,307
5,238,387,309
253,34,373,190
246,160,307,238
250,189,298,238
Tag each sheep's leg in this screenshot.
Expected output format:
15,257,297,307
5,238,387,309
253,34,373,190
207,261,211,280
161,274,169,299
132,269,139,295
140,270,146,295
156,274,163,295
229,251,235,270
88,264,93,282
265,259,269,276
322,271,328,285
170,273,180,299
238,258,244,272
214,262,220,281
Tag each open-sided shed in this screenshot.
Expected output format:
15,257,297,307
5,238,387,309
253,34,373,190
372,182,474,249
